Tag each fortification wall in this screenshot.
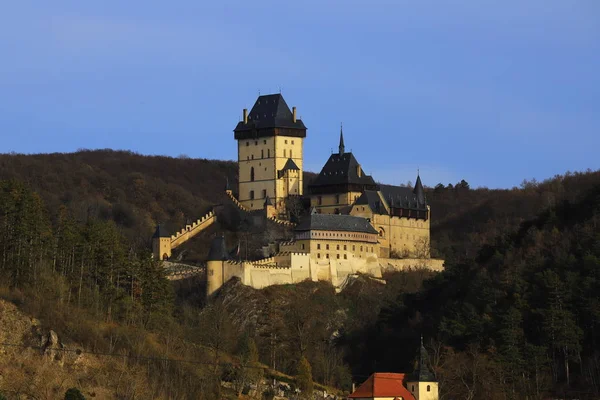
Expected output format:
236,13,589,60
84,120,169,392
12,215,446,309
170,211,216,249
379,257,445,272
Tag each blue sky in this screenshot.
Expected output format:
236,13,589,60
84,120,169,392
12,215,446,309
1,1,598,188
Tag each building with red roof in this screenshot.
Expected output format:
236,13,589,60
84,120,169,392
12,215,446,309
348,338,438,400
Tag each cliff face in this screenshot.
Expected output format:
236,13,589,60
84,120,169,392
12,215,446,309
0,299,160,399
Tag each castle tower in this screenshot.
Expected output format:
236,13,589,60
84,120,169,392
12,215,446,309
206,235,229,297
233,94,307,213
152,225,171,260
406,336,438,400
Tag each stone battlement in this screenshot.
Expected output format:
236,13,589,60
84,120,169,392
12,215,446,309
170,211,216,249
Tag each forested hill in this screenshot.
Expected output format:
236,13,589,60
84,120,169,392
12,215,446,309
341,182,600,398
0,149,598,257
0,150,238,244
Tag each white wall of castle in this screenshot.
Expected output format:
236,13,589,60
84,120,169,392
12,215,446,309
214,252,444,291
237,135,304,211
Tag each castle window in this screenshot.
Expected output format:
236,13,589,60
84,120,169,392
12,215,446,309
250,190,255,200
290,149,293,158
255,141,258,145
412,385,415,392
262,189,266,198
336,244,340,250
318,196,322,205
317,253,321,258
267,149,270,158
246,141,249,146
326,244,330,250
336,254,340,259
326,254,329,259
360,246,363,252
285,140,288,144
264,140,267,144
251,154,254,160
250,167,255,181
292,140,294,144
261,150,264,158
301,244,305,250
344,254,347,259
427,385,431,392
335,194,340,204
352,245,356,251
284,149,287,157
317,244,321,250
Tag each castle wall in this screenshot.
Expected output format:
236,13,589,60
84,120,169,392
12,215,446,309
208,253,444,294
309,191,362,214
379,257,444,272
170,211,216,249
351,206,430,258
238,135,304,211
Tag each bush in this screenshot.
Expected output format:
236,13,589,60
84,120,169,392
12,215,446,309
64,388,86,400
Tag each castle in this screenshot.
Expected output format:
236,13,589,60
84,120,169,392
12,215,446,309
152,94,444,294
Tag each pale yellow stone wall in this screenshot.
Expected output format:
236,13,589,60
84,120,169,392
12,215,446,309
152,238,171,260
237,135,303,211
206,252,444,295
309,191,362,214
406,381,439,400
351,204,430,258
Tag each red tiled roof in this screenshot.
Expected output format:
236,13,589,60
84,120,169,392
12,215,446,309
348,373,416,399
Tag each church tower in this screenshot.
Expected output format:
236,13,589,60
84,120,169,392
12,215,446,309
406,337,439,400
233,94,307,213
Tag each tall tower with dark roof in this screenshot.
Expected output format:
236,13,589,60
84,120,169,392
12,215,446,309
406,336,439,400
233,94,306,212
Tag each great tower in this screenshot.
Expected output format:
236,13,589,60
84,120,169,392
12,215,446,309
233,94,306,214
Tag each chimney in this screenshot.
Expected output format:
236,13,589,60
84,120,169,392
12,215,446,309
292,107,297,123
243,108,248,124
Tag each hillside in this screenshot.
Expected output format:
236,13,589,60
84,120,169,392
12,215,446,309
2,149,597,259
341,181,600,399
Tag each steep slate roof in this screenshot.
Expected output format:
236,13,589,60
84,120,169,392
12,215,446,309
295,214,378,234
234,94,306,131
348,373,415,399
408,338,437,382
380,183,428,209
281,158,300,171
309,152,377,188
355,190,390,215
152,224,170,238
207,235,229,261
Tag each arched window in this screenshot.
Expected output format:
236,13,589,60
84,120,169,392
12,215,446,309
427,385,431,392
379,228,385,238
250,167,255,181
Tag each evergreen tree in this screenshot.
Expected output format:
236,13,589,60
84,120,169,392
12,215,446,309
296,356,314,399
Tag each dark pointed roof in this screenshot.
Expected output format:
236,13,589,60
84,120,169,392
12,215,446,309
408,337,436,382
379,183,428,210
309,152,377,190
413,174,426,206
281,158,300,171
207,235,229,261
264,195,273,206
295,214,377,234
152,224,170,238
234,94,306,134
339,124,345,155
355,190,389,215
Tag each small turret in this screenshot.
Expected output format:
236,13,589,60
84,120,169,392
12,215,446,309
413,173,426,207
206,235,229,297
339,123,345,155
406,336,438,400
152,224,172,260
